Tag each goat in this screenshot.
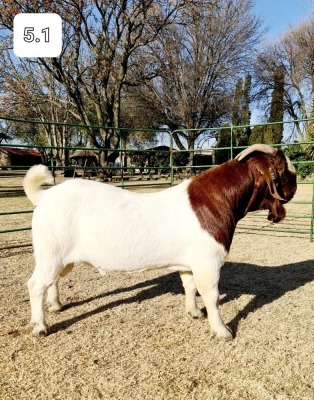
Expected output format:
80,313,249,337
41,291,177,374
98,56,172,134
23,144,297,340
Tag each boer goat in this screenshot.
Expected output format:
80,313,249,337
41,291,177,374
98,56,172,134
23,144,297,340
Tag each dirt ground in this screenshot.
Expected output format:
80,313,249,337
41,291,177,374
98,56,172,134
0,174,313,400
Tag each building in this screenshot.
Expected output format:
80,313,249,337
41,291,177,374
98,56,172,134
0,147,42,169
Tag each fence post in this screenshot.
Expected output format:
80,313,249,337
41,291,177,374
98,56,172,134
170,131,174,186
47,123,55,183
119,129,124,189
311,181,314,242
230,124,234,159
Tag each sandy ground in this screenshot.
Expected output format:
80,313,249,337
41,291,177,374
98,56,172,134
0,173,313,399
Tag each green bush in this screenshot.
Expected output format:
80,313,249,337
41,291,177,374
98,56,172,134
284,144,314,179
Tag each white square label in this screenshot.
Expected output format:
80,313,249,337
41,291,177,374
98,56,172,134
14,13,62,58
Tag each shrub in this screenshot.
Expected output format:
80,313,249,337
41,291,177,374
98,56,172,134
285,144,313,179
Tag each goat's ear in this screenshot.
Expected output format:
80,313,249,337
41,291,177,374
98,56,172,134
257,164,286,201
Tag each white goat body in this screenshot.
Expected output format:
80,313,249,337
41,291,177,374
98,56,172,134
25,166,228,338
23,146,297,340
29,169,225,273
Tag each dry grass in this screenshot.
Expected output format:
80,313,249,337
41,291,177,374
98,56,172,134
0,174,313,400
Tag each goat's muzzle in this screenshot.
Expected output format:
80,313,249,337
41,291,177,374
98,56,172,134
267,198,287,223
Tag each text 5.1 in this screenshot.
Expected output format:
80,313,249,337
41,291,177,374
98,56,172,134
23,27,50,43
14,13,62,58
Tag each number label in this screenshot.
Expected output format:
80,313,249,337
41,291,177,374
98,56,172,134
14,14,61,57
42,27,49,43
24,27,34,43
23,27,50,43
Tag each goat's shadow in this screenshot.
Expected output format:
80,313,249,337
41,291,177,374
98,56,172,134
49,260,314,336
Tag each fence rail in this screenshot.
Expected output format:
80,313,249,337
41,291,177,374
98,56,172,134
0,115,313,243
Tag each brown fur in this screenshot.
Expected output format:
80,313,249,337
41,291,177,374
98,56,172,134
187,149,297,251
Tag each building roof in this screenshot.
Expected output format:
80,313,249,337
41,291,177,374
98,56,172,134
0,146,41,157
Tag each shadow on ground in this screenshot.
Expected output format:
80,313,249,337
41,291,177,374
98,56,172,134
49,260,314,336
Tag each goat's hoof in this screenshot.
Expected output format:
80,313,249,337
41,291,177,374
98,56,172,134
29,322,48,336
188,308,205,319
47,303,63,313
34,327,48,336
213,326,233,341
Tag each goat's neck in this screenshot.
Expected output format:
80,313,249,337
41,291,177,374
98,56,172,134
188,161,258,251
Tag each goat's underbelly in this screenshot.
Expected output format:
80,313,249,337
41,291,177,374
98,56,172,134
76,245,189,272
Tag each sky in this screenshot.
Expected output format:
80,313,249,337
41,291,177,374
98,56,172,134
249,1,313,125
254,0,313,39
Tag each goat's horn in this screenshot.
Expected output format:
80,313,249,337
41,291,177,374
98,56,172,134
235,144,275,161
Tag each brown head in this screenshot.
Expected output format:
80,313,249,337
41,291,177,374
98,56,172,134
235,144,297,223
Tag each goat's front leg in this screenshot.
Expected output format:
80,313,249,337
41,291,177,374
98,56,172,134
179,271,204,319
192,264,232,341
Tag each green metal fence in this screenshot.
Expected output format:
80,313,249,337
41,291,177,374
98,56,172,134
0,116,313,243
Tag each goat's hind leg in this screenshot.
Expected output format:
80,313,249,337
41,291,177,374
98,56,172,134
27,264,59,335
46,279,62,312
46,264,74,312
179,271,204,319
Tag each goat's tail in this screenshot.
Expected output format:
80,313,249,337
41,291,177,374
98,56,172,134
23,165,54,206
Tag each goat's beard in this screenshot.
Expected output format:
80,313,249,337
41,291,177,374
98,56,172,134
267,199,286,223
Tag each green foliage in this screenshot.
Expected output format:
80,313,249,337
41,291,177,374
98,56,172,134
269,67,285,120
242,74,252,127
173,151,190,167
231,75,252,147
125,130,158,150
267,66,285,143
215,126,232,163
249,125,264,145
250,66,285,146
306,121,314,142
232,79,243,126
215,74,252,163
130,148,190,174
151,151,170,170
285,144,314,179
249,123,284,145
263,124,284,144
146,150,190,170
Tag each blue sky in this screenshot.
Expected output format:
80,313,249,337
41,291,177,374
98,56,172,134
254,0,313,39
250,1,313,125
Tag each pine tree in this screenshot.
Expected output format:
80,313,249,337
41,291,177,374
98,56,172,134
217,74,252,161
265,65,285,143
241,75,252,125
232,79,243,126
250,66,285,145
240,74,252,144
232,75,252,146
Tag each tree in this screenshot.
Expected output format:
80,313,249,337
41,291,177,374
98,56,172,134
0,52,77,165
251,65,285,145
232,74,252,146
0,0,185,163
265,65,285,143
285,143,313,178
241,74,252,137
0,120,12,144
290,17,314,142
232,79,243,127
253,15,314,142
216,74,252,161
134,0,262,157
